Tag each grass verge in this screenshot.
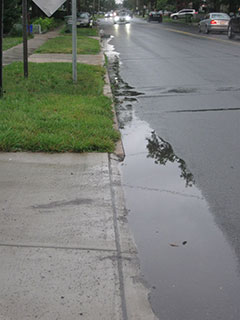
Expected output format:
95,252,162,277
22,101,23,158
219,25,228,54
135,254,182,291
61,26,99,37
3,37,22,50
0,62,119,152
36,28,100,54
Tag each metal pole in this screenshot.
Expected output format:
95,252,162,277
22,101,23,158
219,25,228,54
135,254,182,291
72,0,77,82
0,0,3,97
22,0,28,78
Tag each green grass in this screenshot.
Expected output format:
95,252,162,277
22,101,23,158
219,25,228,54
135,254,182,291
61,26,98,37
35,34,100,54
0,62,119,152
76,27,98,37
3,37,22,50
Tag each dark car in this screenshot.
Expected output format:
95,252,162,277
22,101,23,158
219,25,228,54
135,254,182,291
227,14,240,38
148,11,162,23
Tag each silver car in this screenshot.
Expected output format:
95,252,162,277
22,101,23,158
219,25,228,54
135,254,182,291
77,12,93,28
170,9,197,20
199,12,230,33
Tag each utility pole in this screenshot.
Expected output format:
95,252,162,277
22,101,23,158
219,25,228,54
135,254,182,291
72,0,77,82
22,0,28,78
0,0,3,97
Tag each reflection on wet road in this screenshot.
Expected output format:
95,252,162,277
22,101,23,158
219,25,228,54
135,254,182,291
147,132,195,187
103,18,240,320
120,114,240,320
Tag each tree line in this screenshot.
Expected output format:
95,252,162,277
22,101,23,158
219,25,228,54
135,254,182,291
3,0,117,35
123,0,240,13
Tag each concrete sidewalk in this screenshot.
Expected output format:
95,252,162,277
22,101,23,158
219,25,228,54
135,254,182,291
0,153,157,320
1,29,157,319
3,27,103,67
3,28,62,66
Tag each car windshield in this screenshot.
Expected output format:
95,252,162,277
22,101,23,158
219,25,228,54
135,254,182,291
79,13,89,18
211,13,229,19
119,12,128,16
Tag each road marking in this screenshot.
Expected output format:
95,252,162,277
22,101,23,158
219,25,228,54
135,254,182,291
163,27,240,46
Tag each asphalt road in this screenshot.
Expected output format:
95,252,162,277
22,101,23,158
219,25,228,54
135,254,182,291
102,17,240,320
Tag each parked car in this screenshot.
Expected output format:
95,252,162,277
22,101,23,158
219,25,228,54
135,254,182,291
113,12,131,24
227,14,240,39
199,12,230,33
77,12,93,27
148,11,162,23
162,10,172,17
170,9,198,20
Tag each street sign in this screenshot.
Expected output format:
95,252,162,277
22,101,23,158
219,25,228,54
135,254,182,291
32,0,66,17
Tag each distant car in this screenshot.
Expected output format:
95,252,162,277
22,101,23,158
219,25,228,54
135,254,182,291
227,14,240,39
148,11,162,23
170,9,198,20
199,12,230,33
105,12,113,18
113,12,131,24
77,12,93,27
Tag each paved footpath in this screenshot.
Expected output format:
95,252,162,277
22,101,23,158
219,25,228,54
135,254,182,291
0,29,157,319
3,27,103,66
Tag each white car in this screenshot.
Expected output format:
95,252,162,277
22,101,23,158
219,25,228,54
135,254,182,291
114,12,131,24
170,9,198,20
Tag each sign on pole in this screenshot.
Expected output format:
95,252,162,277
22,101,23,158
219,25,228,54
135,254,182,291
33,0,78,83
32,0,66,17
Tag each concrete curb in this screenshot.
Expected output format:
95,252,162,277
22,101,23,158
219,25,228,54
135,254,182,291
109,154,159,320
101,32,157,320
104,70,125,161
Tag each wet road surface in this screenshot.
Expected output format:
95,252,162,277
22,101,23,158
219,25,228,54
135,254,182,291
102,17,240,319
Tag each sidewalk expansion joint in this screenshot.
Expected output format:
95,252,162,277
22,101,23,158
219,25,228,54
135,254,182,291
0,242,118,253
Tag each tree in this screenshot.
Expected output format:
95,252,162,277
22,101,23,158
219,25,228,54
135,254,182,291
3,0,22,34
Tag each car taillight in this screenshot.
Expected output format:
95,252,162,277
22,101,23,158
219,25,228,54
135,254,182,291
195,12,198,14
210,20,217,24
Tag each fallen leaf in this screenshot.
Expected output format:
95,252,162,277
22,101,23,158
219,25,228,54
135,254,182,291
169,243,179,247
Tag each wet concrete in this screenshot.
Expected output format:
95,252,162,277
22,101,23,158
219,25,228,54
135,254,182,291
103,19,240,319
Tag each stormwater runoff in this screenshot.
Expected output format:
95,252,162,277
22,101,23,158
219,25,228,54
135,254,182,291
104,36,240,320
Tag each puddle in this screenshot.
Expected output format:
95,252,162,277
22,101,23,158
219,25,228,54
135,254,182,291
120,116,240,320
105,37,240,320
104,40,143,129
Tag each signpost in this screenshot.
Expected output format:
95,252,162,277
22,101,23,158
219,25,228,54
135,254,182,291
33,0,78,82
23,0,28,78
72,0,77,82
0,0,3,96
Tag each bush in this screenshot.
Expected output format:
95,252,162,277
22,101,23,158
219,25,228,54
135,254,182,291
9,24,23,37
31,17,58,33
3,0,22,34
